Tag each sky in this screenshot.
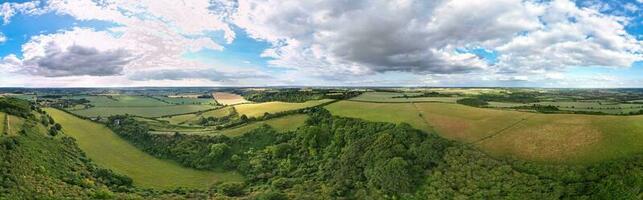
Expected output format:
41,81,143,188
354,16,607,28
0,0,641,88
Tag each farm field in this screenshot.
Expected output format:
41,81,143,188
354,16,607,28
486,101,643,114
349,92,461,103
153,96,217,105
326,101,643,163
325,101,432,132
152,114,308,137
234,99,333,117
44,108,243,189
159,107,234,125
213,92,250,105
71,104,218,118
67,95,169,107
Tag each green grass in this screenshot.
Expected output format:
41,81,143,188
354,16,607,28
71,104,219,118
45,108,243,189
67,95,170,107
235,99,333,117
152,114,309,137
350,92,461,103
6,114,24,136
158,107,234,126
0,112,5,134
325,101,432,132
486,101,643,114
153,96,217,105
326,101,643,164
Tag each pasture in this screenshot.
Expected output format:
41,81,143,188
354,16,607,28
325,101,432,132
486,101,643,114
67,95,169,107
159,107,234,125
71,104,218,118
326,101,643,163
152,114,308,137
234,99,333,117
350,92,461,103
213,92,250,105
45,108,243,189
153,96,217,105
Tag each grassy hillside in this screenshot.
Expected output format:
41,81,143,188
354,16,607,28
234,99,333,117
71,104,218,118
325,100,432,132
45,108,243,189
152,114,308,137
350,92,461,103
213,92,249,105
0,113,134,199
327,101,643,163
159,106,234,126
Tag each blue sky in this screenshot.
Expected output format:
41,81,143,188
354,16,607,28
0,0,641,87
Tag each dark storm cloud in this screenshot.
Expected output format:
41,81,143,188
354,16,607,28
24,44,133,77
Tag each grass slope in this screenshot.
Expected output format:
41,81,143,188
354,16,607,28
235,99,333,117
153,114,308,137
326,101,643,164
213,92,249,105
71,104,218,118
45,108,243,189
350,92,461,103
325,101,432,132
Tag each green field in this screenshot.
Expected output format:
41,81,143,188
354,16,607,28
325,101,432,132
213,92,250,105
235,99,333,117
67,95,170,107
45,108,243,189
153,96,217,105
349,92,461,103
326,101,643,163
71,104,218,118
152,114,308,137
159,107,234,125
487,101,643,114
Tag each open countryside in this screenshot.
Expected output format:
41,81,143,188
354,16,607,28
1,0,642,198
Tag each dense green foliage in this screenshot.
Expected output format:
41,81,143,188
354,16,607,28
0,115,133,199
393,91,452,98
457,98,489,107
478,92,540,103
0,97,32,118
107,108,643,199
242,89,361,103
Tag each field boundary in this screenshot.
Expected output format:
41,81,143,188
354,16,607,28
346,99,458,104
469,114,535,144
410,102,434,131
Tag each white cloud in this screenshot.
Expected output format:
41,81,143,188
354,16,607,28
6,28,133,76
228,0,641,80
0,32,6,43
1,0,642,87
0,1,43,24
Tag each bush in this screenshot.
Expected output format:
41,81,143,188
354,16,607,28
218,182,246,197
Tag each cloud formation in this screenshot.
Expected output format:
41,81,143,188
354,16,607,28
0,0,641,87
128,69,270,82
25,44,132,77
228,0,641,77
